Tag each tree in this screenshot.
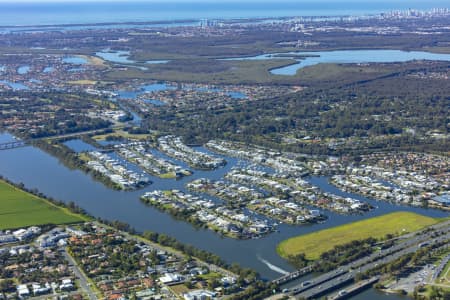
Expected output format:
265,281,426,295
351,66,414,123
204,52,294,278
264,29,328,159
443,290,450,300
184,280,194,289
208,278,220,290
0,279,14,292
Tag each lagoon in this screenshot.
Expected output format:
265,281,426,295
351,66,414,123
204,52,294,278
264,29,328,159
63,56,88,65
17,66,30,75
96,50,170,66
96,50,135,64
43,66,54,73
224,49,450,75
117,83,176,102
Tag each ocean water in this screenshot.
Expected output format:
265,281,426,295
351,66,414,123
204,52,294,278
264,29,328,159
0,1,448,27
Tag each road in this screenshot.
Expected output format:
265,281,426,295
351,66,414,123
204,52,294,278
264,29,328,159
328,276,380,300
61,248,98,300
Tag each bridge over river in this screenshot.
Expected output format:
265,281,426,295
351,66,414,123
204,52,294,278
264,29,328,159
0,140,28,150
0,128,114,151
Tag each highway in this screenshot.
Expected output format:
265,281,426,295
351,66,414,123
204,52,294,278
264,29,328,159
328,276,380,300
295,233,450,299
275,220,450,287
282,221,450,299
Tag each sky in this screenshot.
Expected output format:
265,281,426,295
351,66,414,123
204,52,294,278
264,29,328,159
0,0,428,2
1,0,448,5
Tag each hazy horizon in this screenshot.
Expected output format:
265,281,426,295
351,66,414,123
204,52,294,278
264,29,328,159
0,0,448,27
1,0,449,3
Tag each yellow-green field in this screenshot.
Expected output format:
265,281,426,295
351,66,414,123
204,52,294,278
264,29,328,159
92,130,153,141
68,80,98,85
277,212,440,260
0,180,86,230
78,55,107,67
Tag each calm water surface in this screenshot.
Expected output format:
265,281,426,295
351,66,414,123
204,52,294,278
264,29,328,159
0,80,29,90
17,66,30,75
96,50,135,64
225,50,450,75
146,60,170,64
62,56,88,65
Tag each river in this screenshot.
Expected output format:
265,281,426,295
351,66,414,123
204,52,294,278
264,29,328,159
0,133,447,300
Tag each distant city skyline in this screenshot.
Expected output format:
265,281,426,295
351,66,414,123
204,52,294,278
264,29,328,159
0,0,447,27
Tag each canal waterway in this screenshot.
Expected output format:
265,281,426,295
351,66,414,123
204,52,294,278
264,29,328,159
0,133,447,299
96,50,170,65
0,80,29,90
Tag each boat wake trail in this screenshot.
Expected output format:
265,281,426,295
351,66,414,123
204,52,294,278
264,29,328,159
257,255,289,275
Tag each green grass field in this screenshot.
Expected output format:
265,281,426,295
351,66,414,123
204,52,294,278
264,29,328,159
277,212,440,260
0,180,86,230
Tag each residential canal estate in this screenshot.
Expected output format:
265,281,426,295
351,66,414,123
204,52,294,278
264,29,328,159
0,132,447,286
